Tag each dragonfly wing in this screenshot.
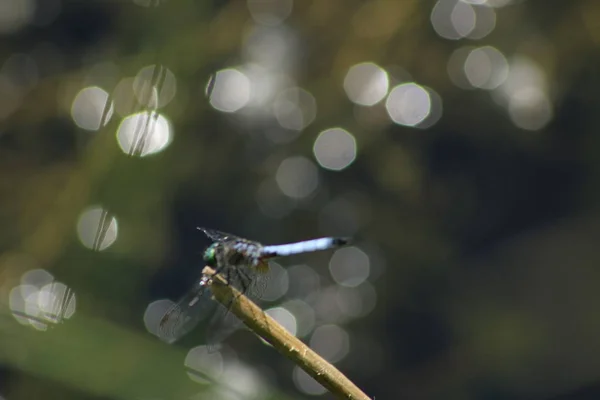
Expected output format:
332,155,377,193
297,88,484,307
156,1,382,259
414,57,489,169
203,263,270,347
204,303,241,350
198,227,243,243
158,281,215,343
245,264,270,304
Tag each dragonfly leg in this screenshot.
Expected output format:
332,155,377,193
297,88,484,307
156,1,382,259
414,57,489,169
209,246,229,280
219,267,239,312
235,268,253,296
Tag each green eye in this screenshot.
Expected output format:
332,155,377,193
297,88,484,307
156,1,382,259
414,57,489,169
203,244,218,266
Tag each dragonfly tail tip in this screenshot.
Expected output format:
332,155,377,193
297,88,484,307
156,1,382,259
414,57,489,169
333,237,351,246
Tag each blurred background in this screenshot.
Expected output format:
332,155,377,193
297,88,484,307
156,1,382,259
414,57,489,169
2,0,600,399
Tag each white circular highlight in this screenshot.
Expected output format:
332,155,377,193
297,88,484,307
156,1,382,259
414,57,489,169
313,128,357,171
265,306,297,336
76,206,118,251
386,83,431,127
275,156,319,199
344,62,389,106
208,68,251,113
116,111,172,157
71,86,113,131
329,246,370,287
185,345,224,384
508,87,552,131
10,269,76,329
283,299,316,337
464,46,509,90
273,87,317,132
431,0,480,40
262,262,289,301
143,299,174,338
309,324,350,363
133,64,177,108
292,366,327,396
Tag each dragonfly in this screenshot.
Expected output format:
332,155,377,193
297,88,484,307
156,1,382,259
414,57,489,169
157,227,350,345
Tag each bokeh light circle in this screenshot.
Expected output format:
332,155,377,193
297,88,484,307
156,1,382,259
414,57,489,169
71,86,113,131
386,83,432,127
116,111,172,157
344,62,389,106
275,156,319,199
313,128,357,171
208,68,251,113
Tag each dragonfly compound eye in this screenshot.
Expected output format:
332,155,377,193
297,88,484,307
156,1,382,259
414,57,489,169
203,244,218,267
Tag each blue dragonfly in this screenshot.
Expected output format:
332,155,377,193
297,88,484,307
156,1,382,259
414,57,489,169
158,227,349,345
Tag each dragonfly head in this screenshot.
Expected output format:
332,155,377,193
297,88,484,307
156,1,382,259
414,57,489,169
203,243,219,267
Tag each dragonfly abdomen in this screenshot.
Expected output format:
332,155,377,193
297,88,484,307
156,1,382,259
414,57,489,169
230,241,262,266
262,237,349,257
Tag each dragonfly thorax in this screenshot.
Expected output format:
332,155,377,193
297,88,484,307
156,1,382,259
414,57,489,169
203,241,263,269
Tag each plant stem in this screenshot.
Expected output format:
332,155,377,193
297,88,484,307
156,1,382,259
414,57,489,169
204,266,372,400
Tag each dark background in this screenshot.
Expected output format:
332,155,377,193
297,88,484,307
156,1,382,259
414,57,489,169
2,0,600,399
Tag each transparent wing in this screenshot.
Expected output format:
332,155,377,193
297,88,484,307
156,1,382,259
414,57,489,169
204,302,241,349
198,227,242,243
204,263,271,347
158,280,215,343
245,265,270,303
224,261,270,303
